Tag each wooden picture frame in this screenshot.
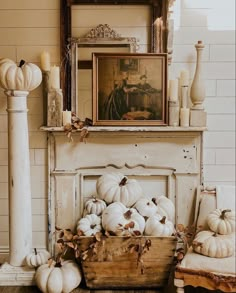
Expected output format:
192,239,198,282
92,53,168,126
60,0,168,111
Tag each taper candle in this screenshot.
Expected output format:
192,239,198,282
40,51,50,71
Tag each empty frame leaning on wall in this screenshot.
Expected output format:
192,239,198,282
92,53,168,126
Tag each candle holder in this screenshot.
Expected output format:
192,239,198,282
47,88,63,127
42,70,50,125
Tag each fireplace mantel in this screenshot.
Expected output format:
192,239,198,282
42,126,206,255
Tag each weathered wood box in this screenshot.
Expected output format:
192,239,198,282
78,236,177,289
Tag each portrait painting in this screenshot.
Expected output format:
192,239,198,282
92,53,168,126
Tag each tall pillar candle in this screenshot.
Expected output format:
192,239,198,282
6,90,32,266
169,79,179,101
180,69,189,87
50,65,60,89
180,108,190,127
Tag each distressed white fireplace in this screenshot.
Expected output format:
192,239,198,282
45,126,205,255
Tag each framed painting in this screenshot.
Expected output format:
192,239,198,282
92,53,168,126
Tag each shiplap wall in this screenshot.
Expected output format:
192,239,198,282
0,0,235,255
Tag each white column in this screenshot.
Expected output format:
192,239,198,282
6,90,32,266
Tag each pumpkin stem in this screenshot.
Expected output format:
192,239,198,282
119,177,128,186
19,60,25,67
151,197,157,206
212,232,217,237
92,195,98,203
124,210,132,220
55,254,62,267
90,224,96,229
160,216,166,224
220,209,231,219
34,248,37,255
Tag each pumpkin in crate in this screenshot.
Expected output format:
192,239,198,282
144,214,175,237
35,259,82,293
192,230,235,258
77,214,102,236
83,196,106,216
207,209,235,235
134,197,158,218
96,173,143,207
0,58,42,91
25,248,50,268
152,195,175,222
102,202,145,236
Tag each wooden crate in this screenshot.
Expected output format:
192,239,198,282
78,236,177,289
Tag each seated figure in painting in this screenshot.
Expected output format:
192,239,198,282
103,74,162,121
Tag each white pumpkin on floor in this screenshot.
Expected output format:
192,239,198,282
35,259,82,293
102,202,145,236
144,214,175,237
96,172,143,207
207,209,235,235
192,230,235,258
25,248,50,268
77,214,102,236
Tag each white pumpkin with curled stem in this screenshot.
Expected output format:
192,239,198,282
192,230,235,258
102,202,145,236
0,58,42,91
83,196,107,216
152,195,175,222
77,214,102,236
144,214,175,237
35,258,82,293
25,248,50,268
207,209,235,235
96,173,143,207
134,197,158,219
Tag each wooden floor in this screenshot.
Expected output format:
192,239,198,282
0,287,222,293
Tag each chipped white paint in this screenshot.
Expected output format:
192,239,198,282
6,90,32,266
45,128,205,255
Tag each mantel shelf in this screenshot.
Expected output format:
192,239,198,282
40,126,207,132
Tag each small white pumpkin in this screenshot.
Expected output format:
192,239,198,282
207,209,235,235
77,214,102,236
35,259,82,293
152,195,175,222
0,58,42,91
144,214,175,237
25,248,50,268
192,230,234,258
96,172,143,207
134,197,158,218
84,196,107,216
102,202,145,236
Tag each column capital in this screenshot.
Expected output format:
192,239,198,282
5,90,29,98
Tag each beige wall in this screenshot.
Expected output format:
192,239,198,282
0,0,235,255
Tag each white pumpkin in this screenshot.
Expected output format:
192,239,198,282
134,197,157,218
152,195,175,222
35,260,82,293
84,196,106,216
0,58,42,91
102,202,145,236
144,214,175,237
25,248,50,268
77,214,102,236
96,173,143,207
192,230,234,258
207,209,235,235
